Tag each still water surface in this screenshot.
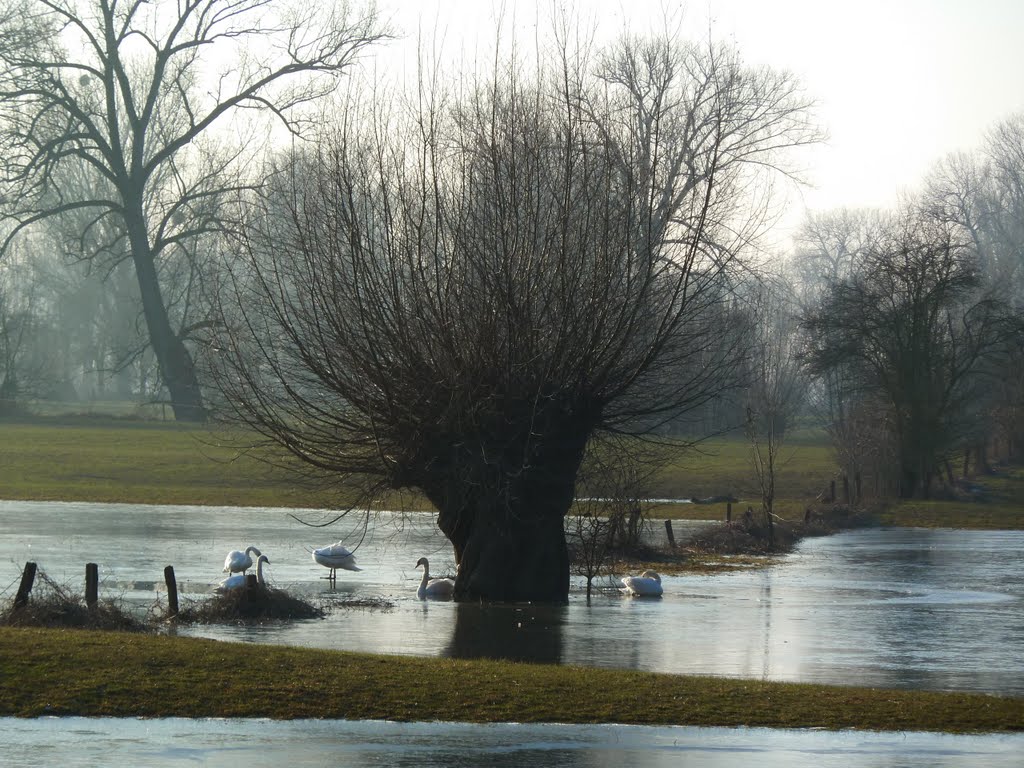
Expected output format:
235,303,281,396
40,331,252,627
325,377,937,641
3,500,1022,764
1,499,1022,695
3,718,1023,767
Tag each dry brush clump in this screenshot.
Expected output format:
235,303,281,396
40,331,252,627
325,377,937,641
687,503,876,555
0,570,146,632
175,585,326,624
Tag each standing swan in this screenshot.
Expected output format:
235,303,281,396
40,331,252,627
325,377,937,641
311,542,361,584
217,554,270,593
621,570,663,597
415,557,455,600
223,545,262,575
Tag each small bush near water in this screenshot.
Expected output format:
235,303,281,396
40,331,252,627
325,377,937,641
176,585,326,624
0,570,146,632
0,567,340,630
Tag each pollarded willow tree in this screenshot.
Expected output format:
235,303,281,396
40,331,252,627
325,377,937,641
210,33,819,602
0,0,387,420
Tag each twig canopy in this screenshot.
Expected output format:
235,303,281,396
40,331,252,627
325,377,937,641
211,31,818,601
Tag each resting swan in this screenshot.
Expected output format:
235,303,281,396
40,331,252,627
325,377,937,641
415,557,455,599
621,570,663,597
311,541,361,583
223,545,262,575
217,554,270,593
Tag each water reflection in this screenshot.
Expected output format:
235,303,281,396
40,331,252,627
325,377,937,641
2,501,1023,695
445,602,567,663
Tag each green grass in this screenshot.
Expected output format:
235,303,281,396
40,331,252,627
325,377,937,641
3,418,1024,731
651,433,836,502
0,419,351,508
0,417,838,512
879,465,1024,529
0,627,1020,731
4,416,1022,529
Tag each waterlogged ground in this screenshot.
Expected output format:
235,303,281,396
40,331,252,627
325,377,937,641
3,718,1024,768
3,500,1023,764
1,500,1022,696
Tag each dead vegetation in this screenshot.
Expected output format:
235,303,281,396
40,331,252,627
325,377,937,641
174,586,326,624
593,503,879,577
0,570,147,632
0,565,351,630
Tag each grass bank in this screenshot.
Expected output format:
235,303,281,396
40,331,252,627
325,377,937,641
0,628,1020,732
0,417,837,511
3,417,1021,531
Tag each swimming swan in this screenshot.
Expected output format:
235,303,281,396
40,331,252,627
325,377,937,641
223,545,262,575
217,554,270,593
312,541,361,583
415,557,455,599
621,570,663,597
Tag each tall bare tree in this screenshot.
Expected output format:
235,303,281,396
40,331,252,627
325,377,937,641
211,33,818,601
744,280,804,542
0,0,387,420
801,212,1009,498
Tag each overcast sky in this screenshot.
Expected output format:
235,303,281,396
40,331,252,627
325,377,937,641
374,0,1024,239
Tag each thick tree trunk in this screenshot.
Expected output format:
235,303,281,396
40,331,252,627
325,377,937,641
424,426,589,603
125,209,205,422
454,508,570,602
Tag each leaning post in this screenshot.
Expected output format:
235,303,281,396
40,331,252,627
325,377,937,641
164,565,179,618
14,561,37,610
664,519,676,548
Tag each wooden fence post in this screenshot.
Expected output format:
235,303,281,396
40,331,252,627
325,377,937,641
14,562,37,610
164,565,179,618
85,563,99,609
664,519,676,548
726,502,732,522
245,574,258,594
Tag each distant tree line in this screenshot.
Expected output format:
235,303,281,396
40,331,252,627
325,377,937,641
793,116,1024,499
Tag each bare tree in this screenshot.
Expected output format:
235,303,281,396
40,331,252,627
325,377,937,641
210,32,818,601
0,0,387,420
801,211,1009,498
744,280,804,543
923,118,1024,464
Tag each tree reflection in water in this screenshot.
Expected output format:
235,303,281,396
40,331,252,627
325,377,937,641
444,602,567,664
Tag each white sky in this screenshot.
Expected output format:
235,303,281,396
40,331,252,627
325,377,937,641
372,0,1024,239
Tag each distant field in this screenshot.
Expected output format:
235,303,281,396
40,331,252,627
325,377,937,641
0,417,837,513
0,418,348,509
3,416,1021,529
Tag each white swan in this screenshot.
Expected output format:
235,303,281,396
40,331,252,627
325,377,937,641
217,554,270,593
223,545,262,575
621,570,663,597
415,557,455,600
311,541,361,583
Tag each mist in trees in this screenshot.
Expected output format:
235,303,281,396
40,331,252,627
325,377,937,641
207,30,817,601
0,0,388,420
2,2,1021,600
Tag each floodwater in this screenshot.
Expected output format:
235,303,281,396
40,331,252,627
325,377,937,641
2,500,1022,764
1,500,1021,696
2,718,1023,767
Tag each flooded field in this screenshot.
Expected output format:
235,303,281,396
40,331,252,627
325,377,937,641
2,500,1022,695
